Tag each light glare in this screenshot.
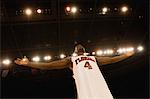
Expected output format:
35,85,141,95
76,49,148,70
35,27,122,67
126,47,134,52
84,53,89,56
25,8,32,15
117,47,134,54
32,56,40,62
22,58,28,61
72,53,77,57
71,7,77,13
96,50,103,56
37,9,42,13
102,7,108,12
106,49,114,54
137,46,144,52
2,59,11,65
66,6,71,12
60,54,66,59
92,52,96,55
103,50,107,54
121,6,128,13
117,48,126,54
44,55,52,61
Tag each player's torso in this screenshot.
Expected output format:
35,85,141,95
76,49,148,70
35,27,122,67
71,55,113,99
71,55,100,77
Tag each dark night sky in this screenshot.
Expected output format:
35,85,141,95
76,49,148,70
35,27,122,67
1,0,147,54
1,0,149,98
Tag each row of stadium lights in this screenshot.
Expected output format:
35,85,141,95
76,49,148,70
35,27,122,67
65,6,128,14
1,46,144,66
31,54,66,62
16,8,51,15
17,5,129,16
95,47,135,56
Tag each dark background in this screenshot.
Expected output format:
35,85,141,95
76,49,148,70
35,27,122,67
1,0,149,98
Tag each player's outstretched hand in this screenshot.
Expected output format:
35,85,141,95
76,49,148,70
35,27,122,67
14,56,29,66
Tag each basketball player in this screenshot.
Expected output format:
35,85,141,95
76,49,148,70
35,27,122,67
14,44,134,99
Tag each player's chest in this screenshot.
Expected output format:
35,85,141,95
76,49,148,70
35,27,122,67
72,56,97,70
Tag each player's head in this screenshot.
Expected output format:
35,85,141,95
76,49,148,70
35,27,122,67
74,44,86,55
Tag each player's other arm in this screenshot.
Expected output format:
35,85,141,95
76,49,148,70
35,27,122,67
95,52,134,65
14,56,71,70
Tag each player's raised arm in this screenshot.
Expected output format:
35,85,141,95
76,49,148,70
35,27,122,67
14,56,71,70
95,51,134,66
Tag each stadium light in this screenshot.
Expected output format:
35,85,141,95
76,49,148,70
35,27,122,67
84,53,89,56
126,47,134,52
96,50,103,56
32,56,40,62
25,8,32,15
92,52,96,55
2,59,11,65
22,57,28,62
103,50,107,55
117,48,126,54
117,47,134,54
60,54,66,59
106,49,114,55
66,6,71,12
102,7,108,14
137,46,144,52
37,9,42,14
44,55,52,61
72,53,78,57
71,6,77,13
121,6,128,13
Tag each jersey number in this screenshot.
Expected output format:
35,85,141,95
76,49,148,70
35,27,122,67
84,62,92,69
